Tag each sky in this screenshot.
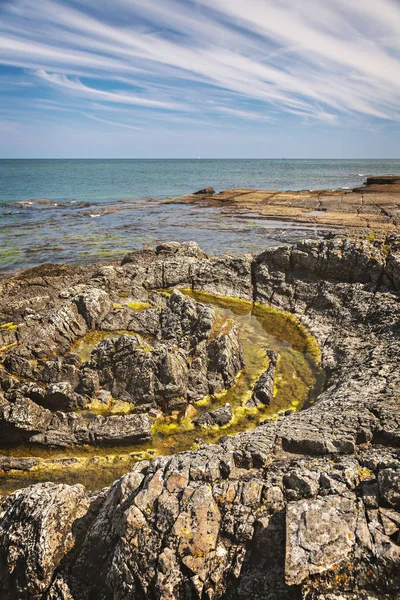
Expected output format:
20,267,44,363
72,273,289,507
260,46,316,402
0,0,400,158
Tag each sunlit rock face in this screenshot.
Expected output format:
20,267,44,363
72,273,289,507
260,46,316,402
0,237,399,599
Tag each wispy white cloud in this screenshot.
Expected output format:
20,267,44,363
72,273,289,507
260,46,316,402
82,113,143,131
1,0,400,127
35,70,186,110
215,107,273,122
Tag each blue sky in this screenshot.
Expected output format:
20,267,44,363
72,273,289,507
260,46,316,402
0,0,400,158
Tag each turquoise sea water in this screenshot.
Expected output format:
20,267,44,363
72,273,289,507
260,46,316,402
1,159,399,274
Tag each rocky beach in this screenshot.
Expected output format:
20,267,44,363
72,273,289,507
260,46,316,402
0,231,399,599
2,0,400,594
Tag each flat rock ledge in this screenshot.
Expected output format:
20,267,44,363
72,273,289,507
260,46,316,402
0,237,400,599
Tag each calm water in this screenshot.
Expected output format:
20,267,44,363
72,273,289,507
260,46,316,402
1,159,399,274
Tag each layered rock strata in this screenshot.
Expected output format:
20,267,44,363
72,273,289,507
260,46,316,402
0,237,399,599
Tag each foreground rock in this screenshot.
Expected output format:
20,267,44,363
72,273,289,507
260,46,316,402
0,237,399,598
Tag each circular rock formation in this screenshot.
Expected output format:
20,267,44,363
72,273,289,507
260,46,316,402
0,237,399,599
0,284,244,448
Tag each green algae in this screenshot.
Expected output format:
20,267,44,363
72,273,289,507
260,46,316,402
0,290,324,495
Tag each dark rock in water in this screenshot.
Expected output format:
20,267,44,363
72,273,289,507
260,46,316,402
207,326,245,394
193,186,215,195
247,349,278,408
195,402,233,427
0,455,38,472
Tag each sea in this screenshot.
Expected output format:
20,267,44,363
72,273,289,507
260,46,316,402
1,158,399,274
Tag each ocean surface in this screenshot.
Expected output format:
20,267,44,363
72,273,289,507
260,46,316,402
1,158,399,274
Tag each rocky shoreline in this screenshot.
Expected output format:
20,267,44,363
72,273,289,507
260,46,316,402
181,175,400,232
0,236,399,599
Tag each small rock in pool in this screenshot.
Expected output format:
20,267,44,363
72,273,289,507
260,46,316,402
195,403,233,428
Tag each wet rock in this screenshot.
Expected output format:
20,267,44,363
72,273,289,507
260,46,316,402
0,456,38,472
247,349,278,407
196,403,233,427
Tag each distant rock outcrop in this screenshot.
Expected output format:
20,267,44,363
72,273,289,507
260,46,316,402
193,186,215,195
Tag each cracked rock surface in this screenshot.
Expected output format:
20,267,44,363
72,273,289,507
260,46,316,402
0,237,399,599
